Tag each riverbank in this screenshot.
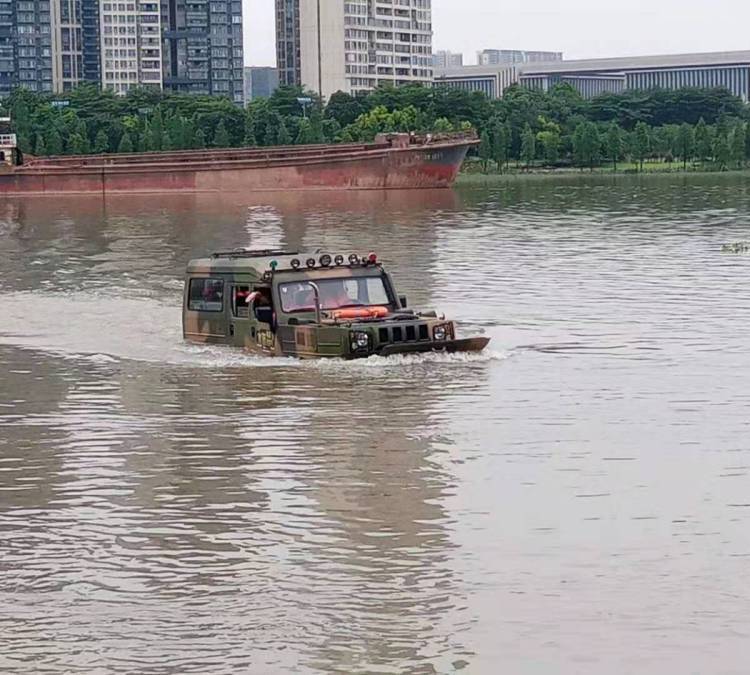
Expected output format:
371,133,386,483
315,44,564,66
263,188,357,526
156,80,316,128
456,164,750,185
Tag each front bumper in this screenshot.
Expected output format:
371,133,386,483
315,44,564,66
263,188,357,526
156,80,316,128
361,337,490,358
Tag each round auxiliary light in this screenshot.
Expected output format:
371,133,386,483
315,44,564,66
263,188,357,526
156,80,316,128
352,331,370,349
306,258,316,269
319,254,332,267
334,255,344,266
290,258,301,270
367,252,378,265
433,325,447,342
348,254,360,266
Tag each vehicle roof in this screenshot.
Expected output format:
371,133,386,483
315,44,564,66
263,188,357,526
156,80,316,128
186,249,383,276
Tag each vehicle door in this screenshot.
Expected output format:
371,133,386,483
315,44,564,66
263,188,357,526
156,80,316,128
184,276,228,343
246,287,276,353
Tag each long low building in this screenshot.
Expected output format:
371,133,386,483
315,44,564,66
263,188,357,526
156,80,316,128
434,50,750,102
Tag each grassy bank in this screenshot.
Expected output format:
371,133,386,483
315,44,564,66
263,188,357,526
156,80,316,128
457,161,750,185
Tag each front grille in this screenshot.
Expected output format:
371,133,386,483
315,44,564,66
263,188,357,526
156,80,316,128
378,323,430,344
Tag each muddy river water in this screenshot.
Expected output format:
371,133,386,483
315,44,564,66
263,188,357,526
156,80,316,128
1,175,749,674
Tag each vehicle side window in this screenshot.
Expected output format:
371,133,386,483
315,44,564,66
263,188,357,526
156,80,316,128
188,278,224,312
232,285,251,317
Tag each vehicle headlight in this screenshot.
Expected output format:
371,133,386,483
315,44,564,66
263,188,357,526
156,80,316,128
433,325,447,341
351,331,370,349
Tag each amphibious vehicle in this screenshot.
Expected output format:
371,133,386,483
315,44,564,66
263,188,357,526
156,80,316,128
183,249,490,359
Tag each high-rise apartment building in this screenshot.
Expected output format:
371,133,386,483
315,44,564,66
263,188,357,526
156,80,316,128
51,0,84,91
276,0,301,86
80,0,101,85
276,0,433,100
244,66,279,102
162,0,244,103
0,0,15,97
432,50,462,69
1,0,244,102
11,1,55,93
99,1,163,94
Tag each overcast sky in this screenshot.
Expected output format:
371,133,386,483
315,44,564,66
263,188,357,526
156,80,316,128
242,0,750,66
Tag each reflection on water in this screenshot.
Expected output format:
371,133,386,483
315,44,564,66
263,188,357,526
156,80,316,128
1,175,750,674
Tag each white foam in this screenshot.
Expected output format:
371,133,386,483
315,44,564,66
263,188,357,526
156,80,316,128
0,291,505,371
311,349,508,371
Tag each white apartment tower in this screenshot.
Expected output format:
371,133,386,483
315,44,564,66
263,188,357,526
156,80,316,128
100,1,163,94
282,0,432,99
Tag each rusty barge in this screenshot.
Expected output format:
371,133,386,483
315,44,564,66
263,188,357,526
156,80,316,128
0,130,477,195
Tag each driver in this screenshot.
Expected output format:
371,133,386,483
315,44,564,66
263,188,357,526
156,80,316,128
323,282,355,309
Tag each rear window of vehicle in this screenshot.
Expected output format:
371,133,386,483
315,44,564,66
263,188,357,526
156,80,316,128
188,278,224,312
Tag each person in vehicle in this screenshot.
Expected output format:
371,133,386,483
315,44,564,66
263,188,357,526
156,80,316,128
321,282,355,310
248,288,274,325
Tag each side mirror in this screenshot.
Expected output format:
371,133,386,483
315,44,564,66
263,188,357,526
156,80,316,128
399,295,408,308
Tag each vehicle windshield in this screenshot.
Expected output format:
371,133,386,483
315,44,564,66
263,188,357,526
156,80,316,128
279,277,391,313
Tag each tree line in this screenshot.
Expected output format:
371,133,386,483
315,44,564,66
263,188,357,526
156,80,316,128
3,83,476,157
479,116,750,172
3,80,750,174
474,84,750,172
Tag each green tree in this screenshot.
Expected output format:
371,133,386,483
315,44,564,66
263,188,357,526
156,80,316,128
68,133,88,155
651,126,676,164
277,119,292,145
633,122,651,172
150,108,165,151
492,122,511,173
117,132,133,153
34,133,47,156
308,108,325,143
730,122,746,168
244,112,257,146
295,117,314,145
535,117,561,166
433,117,454,133
478,130,492,172
677,122,695,170
194,128,207,149
46,127,64,155
166,115,185,150
325,91,367,127
676,123,694,170
213,120,230,147
181,117,196,149
713,126,730,170
321,118,341,143
573,122,600,170
520,123,536,169
694,118,712,164
93,129,109,154
606,121,623,171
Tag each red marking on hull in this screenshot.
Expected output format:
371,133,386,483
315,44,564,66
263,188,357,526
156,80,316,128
0,138,476,195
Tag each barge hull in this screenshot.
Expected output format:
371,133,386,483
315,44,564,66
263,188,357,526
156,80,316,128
0,138,474,195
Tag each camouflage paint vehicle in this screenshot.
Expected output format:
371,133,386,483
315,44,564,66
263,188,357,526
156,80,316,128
183,249,490,359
